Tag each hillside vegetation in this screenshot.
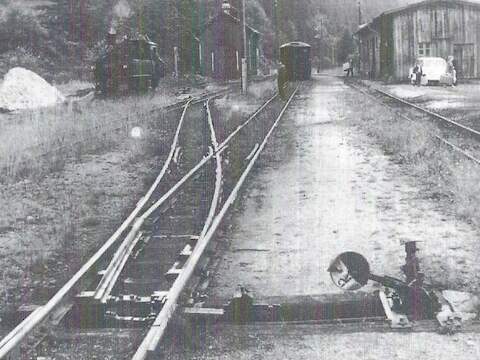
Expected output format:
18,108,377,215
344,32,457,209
0,0,418,81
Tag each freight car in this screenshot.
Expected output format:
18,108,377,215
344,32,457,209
278,42,311,98
280,42,312,81
93,34,166,96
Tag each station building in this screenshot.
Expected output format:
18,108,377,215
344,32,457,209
199,1,260,80
356,0,480,80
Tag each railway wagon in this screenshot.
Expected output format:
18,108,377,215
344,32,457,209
280,42,312,81
93,34,166,96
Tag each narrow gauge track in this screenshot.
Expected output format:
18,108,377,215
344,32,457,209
0,87,298,359
0,89,226,359
346,79,480,165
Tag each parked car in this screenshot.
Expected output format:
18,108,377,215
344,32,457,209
409,57,448,85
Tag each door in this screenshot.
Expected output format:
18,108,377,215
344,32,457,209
454,44,475,78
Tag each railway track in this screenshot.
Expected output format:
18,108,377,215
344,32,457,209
345,79,480,165
0,86,298,359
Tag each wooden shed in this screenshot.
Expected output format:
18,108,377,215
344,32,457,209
356,0,480,80
199,1,260,80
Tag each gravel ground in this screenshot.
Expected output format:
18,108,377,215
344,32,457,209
367,80,480,131
206,76,480,301
163,323,480,360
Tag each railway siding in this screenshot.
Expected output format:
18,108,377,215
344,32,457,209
0,82,295,359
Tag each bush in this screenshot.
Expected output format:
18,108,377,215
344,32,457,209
0,4,48,54
0,47,46,78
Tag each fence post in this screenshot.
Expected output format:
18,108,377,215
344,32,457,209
174,47,179,79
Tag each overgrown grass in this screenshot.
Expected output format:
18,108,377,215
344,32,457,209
0,90,176,183
0,96,181,308
247,79,276,99
342,92,480,226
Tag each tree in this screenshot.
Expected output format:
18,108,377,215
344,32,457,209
336,29,355,64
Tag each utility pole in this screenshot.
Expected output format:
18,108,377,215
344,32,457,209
358,0,362,26
241,0,248,94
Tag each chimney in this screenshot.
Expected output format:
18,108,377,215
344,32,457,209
107,27,117,46
222,0,232,15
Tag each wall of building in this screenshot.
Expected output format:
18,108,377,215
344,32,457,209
358,29,381,78
392,2,480,79
200,12,259,80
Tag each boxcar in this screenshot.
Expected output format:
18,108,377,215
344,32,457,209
279,42,312,81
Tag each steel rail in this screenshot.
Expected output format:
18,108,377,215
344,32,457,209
367,82,480,140
136,92,278,222
162,88,231,113
93,99,193,302
202,99,223,235
0,99,190,359
347,81,480,165
97,99,224,304
132,87,299,360
0,91,278,359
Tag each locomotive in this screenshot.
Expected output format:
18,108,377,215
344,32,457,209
278,42,312,98
93,34,166,96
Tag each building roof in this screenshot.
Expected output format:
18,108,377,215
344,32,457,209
381,0,480,17
280,42,311,48
202,10,261,36
356,0,480,35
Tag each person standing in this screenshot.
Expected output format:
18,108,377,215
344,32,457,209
346,58,354,77
414,60,423,86
447,56,457,87
412,62,419,85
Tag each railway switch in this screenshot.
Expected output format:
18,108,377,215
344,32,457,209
328,242,463,332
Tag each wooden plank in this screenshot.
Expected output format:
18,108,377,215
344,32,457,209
184,307,225,316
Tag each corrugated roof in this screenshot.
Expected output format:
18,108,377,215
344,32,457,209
381,0,480,17
356,0,480,35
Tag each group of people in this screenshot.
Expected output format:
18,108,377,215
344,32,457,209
412,56,457,87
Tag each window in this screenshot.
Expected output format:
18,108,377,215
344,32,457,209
418,42,431,57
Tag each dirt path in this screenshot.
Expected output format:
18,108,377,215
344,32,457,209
163,75,480,359
207,76,480,302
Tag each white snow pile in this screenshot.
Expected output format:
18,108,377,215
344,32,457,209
0,67,65,111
